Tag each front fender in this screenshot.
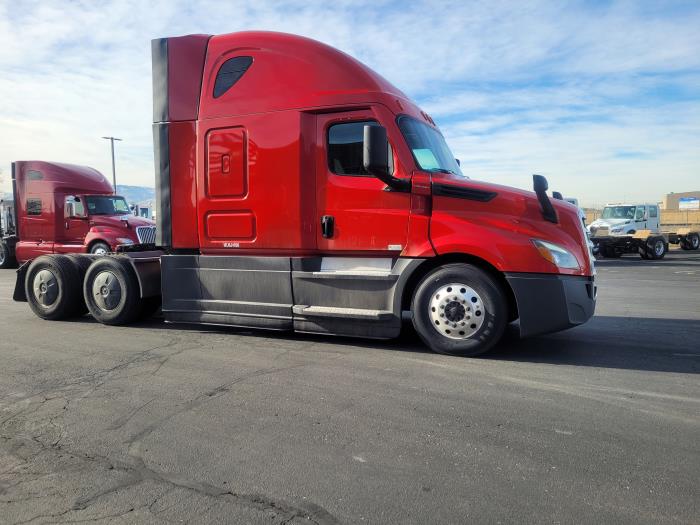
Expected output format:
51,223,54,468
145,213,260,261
85,227,134,250
430,210,585,276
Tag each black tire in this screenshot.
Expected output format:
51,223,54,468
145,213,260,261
680,240,692,251
646,237,667,260
638,246,649,259
411,264,508,357
89,242,111,255
687,233,700,251
25,255,83,320
64,255,95,315
83,256,142,325
0,241,17,269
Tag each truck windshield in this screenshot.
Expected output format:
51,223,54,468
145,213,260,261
397,116,464,177
601,206,636,220
85,196,130,216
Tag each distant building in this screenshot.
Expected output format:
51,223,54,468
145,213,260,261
663,191,700,210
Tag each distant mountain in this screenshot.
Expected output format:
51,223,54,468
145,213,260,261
116,185,155,205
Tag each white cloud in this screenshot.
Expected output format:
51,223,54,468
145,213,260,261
0,0,698,207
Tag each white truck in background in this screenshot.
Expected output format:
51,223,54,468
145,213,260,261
588,203,660,236
588,202,699,259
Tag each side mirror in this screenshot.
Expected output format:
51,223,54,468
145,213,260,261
532,174,558,224
363,125,410,192
65,200,76,218
533,174,549,193
363,125,389,176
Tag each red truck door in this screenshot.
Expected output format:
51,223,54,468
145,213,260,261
315,111,410,254
60,195,90,248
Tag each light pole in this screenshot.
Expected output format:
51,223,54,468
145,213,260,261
101,136,122,194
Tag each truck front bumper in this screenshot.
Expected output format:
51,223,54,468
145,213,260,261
505,273,596,338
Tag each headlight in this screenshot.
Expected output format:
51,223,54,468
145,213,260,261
116,237,135,245
532,239,580,269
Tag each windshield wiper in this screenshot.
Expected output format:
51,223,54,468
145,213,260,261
428,168,455,174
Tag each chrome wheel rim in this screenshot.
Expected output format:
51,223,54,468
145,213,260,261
692,236,699,249
92,246,108,255
0,248,5,265
429,283,485,340
92,271,121,310
33,269,59,307
654,240,664,256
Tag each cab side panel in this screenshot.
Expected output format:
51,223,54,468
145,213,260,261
196,111,316,254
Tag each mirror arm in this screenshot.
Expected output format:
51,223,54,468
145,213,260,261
369,168,411,192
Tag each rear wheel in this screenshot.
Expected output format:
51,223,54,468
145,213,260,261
411,264,508,357
25,255,83,320
83,257,142,325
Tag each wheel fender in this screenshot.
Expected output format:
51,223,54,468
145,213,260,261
122,251,164,298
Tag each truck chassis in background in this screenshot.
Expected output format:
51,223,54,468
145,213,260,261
592,227,700,259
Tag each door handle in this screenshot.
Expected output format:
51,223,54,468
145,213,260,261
321,215,334,239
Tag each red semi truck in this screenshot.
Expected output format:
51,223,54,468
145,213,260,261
0,161,155,268
13,31,595,356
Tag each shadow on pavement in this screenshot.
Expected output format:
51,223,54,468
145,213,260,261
69,312,700,374
489,316,700,374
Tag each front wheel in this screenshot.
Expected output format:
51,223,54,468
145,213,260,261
89,242,111,255
411,264,508,357
687,233,700,251
646,237,667,260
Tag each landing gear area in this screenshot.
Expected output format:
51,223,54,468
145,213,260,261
593,230,699,260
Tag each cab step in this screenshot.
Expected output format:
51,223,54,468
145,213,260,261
292,305,393,320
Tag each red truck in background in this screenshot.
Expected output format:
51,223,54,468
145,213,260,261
13,31,595,356
0,161,155,268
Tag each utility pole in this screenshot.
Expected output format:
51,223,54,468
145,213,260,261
101,136,122,194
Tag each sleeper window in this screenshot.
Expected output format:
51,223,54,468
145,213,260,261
213,56,253,98
327,121,393,176
26,198,42,215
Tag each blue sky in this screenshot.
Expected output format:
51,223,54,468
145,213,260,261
1,0,698,207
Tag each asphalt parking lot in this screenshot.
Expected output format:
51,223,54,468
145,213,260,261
1,251,699,524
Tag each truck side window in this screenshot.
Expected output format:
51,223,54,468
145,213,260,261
327,121,393,176
27,170,43,180
635,208,644,220
649,206,658,218
213,56,253,98
27,198,42,216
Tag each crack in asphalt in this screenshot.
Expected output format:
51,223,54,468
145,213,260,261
1,339,339,524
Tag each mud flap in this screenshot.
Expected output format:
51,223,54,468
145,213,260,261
13,261,29,302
